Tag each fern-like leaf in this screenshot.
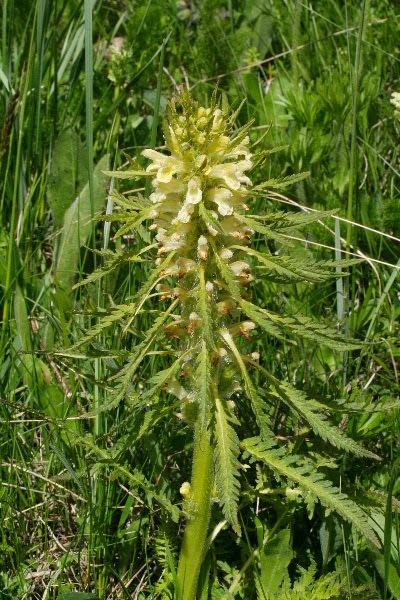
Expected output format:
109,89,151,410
199,202,225,236
194,339,212,429
103,167,148,180
113,206,156,239
77,434,180,522
246,209,337,230
72,303,139,348
73,246,151,289
111,299,179,405
139,352,190,405
242,437,380,547
253,171,310,190
240,299,360,351
266,376,380,460
73,252,176,349
214,397,241,535
198,264,214,348
110,189,151,211
236,246,350,284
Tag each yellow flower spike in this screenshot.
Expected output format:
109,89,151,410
143,92,253,250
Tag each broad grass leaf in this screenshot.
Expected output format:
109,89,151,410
47,131,88,227
257,529,293,598
374,556,400,599
54,154,109,305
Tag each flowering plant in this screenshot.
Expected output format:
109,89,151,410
77,90,380,599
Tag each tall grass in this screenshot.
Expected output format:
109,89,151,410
0,1,399,598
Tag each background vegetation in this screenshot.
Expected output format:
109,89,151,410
0,0,399,598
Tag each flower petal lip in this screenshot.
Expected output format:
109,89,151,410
174,205,192,224
172,177,203,224
142,148,187,180
207,187,234,216
208,159,252,191
157,166,175,183
186,177,202,205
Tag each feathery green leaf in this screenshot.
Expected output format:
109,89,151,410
267,377,380,460
214,397,241,535
242,437,380,547
240,299,360,351
111,299,180,406
236,246,351,283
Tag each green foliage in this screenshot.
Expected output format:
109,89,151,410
54,154,109,307
47,131,88,227
256,528,293,598
242,436,379,547
214,397,241,535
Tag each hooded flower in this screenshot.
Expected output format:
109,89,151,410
141,91,255,268
142,93,252,239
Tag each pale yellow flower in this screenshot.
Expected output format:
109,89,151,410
208,159,252,190
142,94,254,262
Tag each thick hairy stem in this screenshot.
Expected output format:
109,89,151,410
176,422,214,600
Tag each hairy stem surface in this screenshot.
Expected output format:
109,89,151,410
177,423,214,600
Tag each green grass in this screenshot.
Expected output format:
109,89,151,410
0,1,400,598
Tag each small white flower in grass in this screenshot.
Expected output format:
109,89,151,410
206,223,219,237
238,321,256,339
180,481,192,500
158,233,186,255
174,206,191,224
221,216,246,240
186,176,202,204
155,228,167,243
242,321,256,331
149,191,166,204
208,159,252,190
157,179,186,196
142,149,186,183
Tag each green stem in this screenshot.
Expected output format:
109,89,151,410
177,422,214,600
